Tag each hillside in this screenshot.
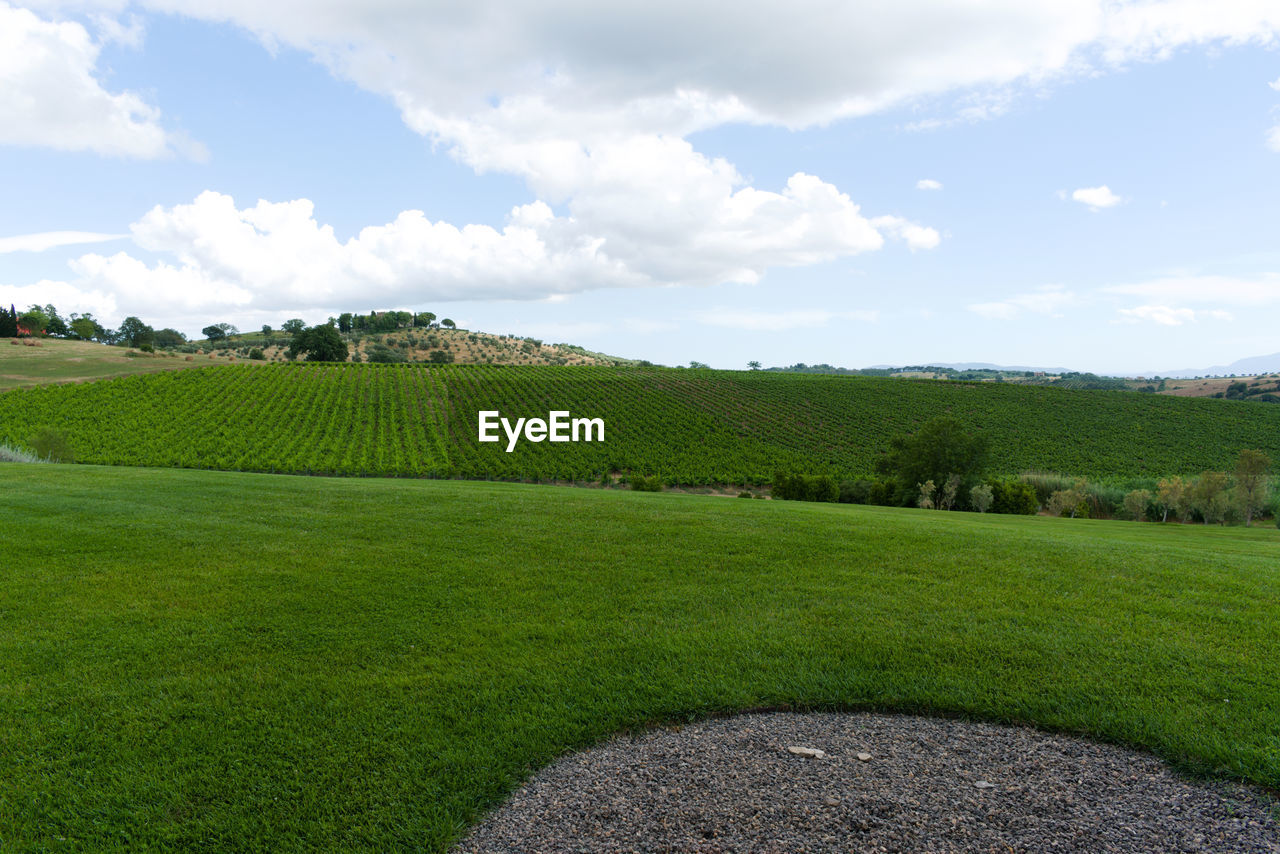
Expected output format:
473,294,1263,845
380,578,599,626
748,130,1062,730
2,363,1277,484
0,336,238,391
195,326,637,367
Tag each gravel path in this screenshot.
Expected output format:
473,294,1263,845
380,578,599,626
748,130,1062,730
453,712,1280,853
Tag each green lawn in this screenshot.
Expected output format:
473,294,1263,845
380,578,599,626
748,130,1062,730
1,464,1277,851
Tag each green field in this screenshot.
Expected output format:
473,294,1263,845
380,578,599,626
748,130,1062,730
2,363,1278,483
0,338,238,391
2,464,1277,851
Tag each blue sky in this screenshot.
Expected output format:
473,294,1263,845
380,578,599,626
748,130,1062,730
2,1,1278,374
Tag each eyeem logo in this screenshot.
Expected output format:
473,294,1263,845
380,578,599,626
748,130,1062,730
478,411,605,452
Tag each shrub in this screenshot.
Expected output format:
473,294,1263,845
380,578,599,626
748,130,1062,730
629,474,663,492
839,478,874,504
249,348,266,361
0,443,43,463
738,491,752,498
990,479,1038,515
970,483,994,513
772,472,838,502
28,427,74,463
139,343,154,353
1122,489,1153,521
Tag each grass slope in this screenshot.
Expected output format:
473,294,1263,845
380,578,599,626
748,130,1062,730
2,363,1279,482
1,465,1278,851
0,338,237,391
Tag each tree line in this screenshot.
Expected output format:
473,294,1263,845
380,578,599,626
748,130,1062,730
774,416,1276,527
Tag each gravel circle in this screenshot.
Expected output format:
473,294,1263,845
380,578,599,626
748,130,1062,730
453,712,1280,853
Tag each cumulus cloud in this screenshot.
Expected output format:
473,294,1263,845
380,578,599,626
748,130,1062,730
20,188,930,327
968,285,1077,320
0,230,128,253
0,2,196,158
1267,124,1280,152
916,179,943,190
1071,185,1124,210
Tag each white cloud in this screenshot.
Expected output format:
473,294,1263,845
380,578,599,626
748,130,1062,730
968,285,1077,319
21,188,928,329
0,230,128,253
1102,273,1280,305
869,216,941,251
1270,77,1280,91
916,179,943,190
697,308,878,331
1116,305,1200,326
0,2,196,158
1071,185,1123,210
1267,124,1280,152
0,279,117,317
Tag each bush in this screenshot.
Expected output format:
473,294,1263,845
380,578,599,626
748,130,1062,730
139,343,154,353
1122,489,1153,521
772,472,838,502
28,427,74,463
0,443,43,463
970,483,994,513
738,491,752,498
990,479,1038,515
629,474,663,492
839,478,874,504
249,348,266,361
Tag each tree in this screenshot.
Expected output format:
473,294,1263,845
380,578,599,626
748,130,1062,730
337,313,353,333
1234,449,1272,526
1048,478,1089,518
281,318,306,335
1155,476,1189,522
203,324,227,341
876,417,988,507
1123,489,1152,521
917,479,936,509
441,318,456,330
748,360,762,370
415,312,436,327
970,483,994,513
0,304,16,338
41,304,68,337
1190,471,1229,525
154,328,187,348
18,307,48,335
286,323,348,362
69,315,101,341
261,324,273,336
118,316,155,348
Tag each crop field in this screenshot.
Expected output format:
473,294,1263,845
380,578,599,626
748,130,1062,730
1,363,1278,484
0,464,1277,851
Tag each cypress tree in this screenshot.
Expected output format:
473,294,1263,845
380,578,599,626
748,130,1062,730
0,304,16,338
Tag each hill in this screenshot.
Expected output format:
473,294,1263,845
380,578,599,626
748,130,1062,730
0,336,239,391
2,465,1277,850
2,363,1277,484
195,326,638,367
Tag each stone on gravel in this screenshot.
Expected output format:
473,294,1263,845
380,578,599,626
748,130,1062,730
787,746,825,758
856,751,872,762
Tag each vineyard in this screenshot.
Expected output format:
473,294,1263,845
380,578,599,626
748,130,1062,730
1,363,1278,484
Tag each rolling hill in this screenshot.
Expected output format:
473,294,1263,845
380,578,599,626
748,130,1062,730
2,363,1277,484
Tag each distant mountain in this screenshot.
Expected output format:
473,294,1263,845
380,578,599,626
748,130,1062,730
1157,352,1280,379
865,362,1077,374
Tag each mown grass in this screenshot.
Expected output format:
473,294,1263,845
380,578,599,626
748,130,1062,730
1,464,1278,851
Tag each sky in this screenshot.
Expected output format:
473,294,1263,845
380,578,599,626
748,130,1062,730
1,1,1278,375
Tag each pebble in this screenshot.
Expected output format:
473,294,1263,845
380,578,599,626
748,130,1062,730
787,746,825,758
974,780,995,789
856,752,872,762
